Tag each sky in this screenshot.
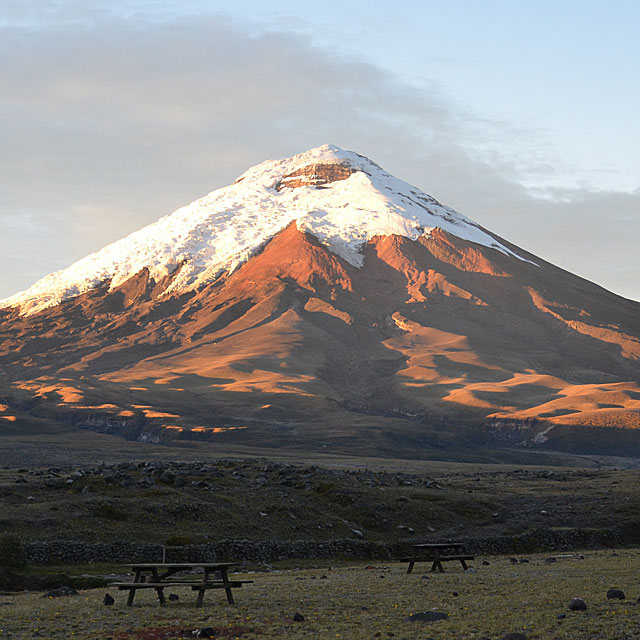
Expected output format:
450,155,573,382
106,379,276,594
1,0,639,301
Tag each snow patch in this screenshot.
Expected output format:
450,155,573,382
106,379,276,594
530,425,555,444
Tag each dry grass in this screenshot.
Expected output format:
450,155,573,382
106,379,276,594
2,550,640,639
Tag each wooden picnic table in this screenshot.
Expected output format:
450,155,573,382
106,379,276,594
404,542,474,574
110,562,252,606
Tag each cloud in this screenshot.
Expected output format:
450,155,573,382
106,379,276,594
0,8,638,302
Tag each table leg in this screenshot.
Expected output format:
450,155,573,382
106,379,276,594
126,568,142,606
195,569,211,607
151,568,166,605
406,557,416,574
220,568,235,605
459,559,468,570
430,551,444,572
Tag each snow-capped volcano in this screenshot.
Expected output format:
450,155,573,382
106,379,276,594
1,144,527,316
2,144,640,457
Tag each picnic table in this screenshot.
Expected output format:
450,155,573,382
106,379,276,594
110,562,252,606
404,542,474,574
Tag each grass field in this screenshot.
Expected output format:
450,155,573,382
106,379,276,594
2,550,640,639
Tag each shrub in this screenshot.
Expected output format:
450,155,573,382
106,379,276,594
0,534,26,570
90,503,128,521
164,534,194,547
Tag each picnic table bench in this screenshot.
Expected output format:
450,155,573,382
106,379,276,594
402,542,474,573
109,562,252,606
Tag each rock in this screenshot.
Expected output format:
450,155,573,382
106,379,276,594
519,558,529,563
161,471,176,484
568,597,587,611
557,613,566,619
103,593,115,605
174,476,186,487
607,589,625,600
255,475,268,485
169,593,179,601
42,586,79,598
509,557,519,564
501,634,526,640
193,628,215,638
293,612,305,622
483,560,490,566
544,557,557,563
351,529,364,539
404,611,448,622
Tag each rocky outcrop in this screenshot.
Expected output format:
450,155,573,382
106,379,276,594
275,163,356,191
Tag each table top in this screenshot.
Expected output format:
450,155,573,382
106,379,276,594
125,562,238,569
411,542,464,549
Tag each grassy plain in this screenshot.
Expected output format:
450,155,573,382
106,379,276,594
2,551,640,639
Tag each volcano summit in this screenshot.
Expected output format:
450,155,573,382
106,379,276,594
1,145,640,457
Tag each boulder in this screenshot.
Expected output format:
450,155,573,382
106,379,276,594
404,611,448,622
568,597,587,611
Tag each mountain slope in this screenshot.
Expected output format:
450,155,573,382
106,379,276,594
1,146,640,456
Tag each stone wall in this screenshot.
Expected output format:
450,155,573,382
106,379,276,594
23,526,633,566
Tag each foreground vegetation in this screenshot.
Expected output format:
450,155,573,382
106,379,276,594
1,550,640,639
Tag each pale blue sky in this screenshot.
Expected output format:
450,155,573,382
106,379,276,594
1,0,639,300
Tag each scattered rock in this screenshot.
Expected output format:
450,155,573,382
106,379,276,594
42,586,79,598
193,628,215,638
519,558,529,563
607,589,625,600
404,611,448,622
568,597,587,611
351,529,364,539
169,593,179,601
501,634,526,640
557,613,566,619
543,557,557,563
483,560,490,566
103,593,114,605
293,612,305,622
160,471,175,484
